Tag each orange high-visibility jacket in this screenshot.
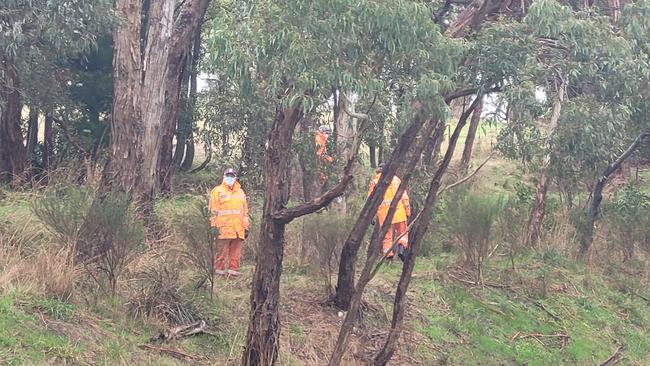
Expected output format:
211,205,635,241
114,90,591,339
368,173,411,225
209,181,250,239
315,131,333,163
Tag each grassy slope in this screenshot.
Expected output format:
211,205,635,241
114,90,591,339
1,127,649,365
1,244,648,365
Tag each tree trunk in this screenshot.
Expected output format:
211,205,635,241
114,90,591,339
159,0,209,194
330,110,461,365
369,143,377,168
329,97,481,366
0,56,27,184
172,61,191,170
26,107,39,164
459,95,484,174
422,118,445,167
525,79,565,247
374,103,472,364
180,24,201,172
333,107,431,310
243,107,302,366
43,113,53,170
333,92,355,214
578,133,649,260
181,138,195,172
102,0,209,201
101,0,144,193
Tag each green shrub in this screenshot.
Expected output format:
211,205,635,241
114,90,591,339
602,183,650,261
302,211,352,295
33,186,145,294
444,190,506,283
172,198,219,298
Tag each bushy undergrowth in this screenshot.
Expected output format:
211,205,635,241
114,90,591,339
602,183,650,261
444,189,506,283
32,186,145,294
171,198,219,297
302,211,352,295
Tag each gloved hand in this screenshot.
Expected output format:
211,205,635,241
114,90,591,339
371,219,376,226
245,229,250,239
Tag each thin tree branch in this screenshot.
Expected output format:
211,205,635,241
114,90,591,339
370,212,423,279
439,152,494,195
273,120,369,222
444,85,501,103
600,133,650,181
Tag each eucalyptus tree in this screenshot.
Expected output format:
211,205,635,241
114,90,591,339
0,0,114,183
101,0,209,201
578,1,650,257
472,0,643,247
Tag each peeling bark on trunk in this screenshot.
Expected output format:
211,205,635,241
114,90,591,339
460,96,484,174
102,0,209,201
525,80,565,247
159,0,209,194
243,107,302,366
101,0,144,194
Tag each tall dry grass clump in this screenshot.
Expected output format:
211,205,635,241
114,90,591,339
32,185,145,295
0,212,80,300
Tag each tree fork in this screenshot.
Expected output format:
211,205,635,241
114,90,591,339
332,108,429,310
578,132,650,260
328,111,449,365
525,76,565,247
373,95,483,365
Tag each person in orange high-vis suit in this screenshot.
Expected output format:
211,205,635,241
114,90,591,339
315,125,333,185
209,168,250,277
368,163,411,261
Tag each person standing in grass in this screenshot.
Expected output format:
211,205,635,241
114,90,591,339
209,168,250,277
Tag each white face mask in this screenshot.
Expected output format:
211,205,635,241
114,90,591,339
224,176,236,186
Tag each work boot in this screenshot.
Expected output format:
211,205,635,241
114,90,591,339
398,245,406,262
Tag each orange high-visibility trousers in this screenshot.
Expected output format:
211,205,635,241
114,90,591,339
214,238,243,270
382,221,408,258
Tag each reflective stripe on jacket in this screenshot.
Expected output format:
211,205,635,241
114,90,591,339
209,181,250,239
367,173,410,225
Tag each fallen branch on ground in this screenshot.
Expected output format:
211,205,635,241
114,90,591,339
150,320,217,342
511,332,570,349
138,344,200,360
599,345,624,366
